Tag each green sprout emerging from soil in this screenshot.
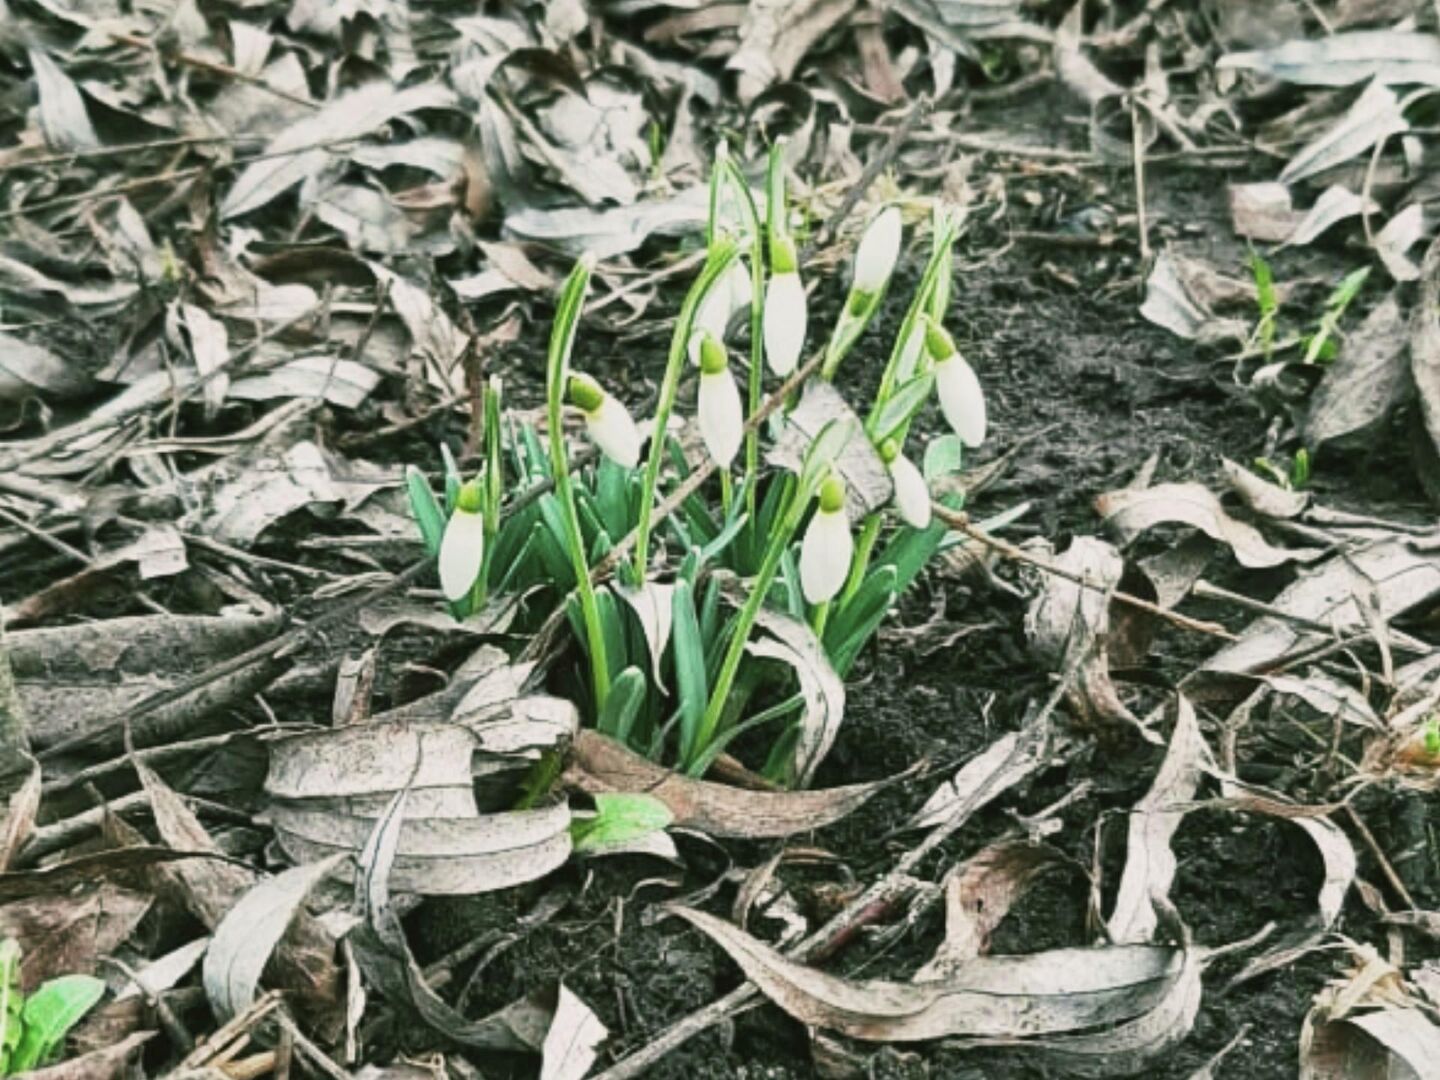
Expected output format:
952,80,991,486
408,145,986,784
1246,253,1371,365
0,940,105,1076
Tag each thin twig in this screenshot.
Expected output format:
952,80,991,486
107,30,318,109
0,134,266,173
932,505,1236,641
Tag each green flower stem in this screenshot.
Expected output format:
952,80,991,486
689,475,807,774
632,242,740,581
838,513,881,608
546,259,609,709
810,599,831,638
743,231,765,520
869,218,959,426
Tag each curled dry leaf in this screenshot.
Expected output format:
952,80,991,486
204,855,349,1022
917,841,1077,980
1301,1007,1440,1077
729,0,858,105
27,49,100,152
908,716,1066,831
347,791,553,1052
137,764,343,1032
1278,81,1408,186
1304,294,1412,448
540,984,608,1080
1024,536,1145,732
674,905,1185,1043
265,720,572,895
566,730,891,839
222,83,459,219
1108,696,1211,945
1097,482,1323,569
1197,538,1440,680
0,333,92,403
1222,459,1309,520
749,610,844,788
1285,185,1378,247
1230,183,1306,242
0,884,149,989
1139,251,1247,343
1208,774,1356,987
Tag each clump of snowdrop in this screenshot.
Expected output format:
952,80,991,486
409,143,990,787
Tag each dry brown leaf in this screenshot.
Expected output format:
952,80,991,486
1305,294,1412,448
567,730,891,839
917,841,1077,979
1108,697,1211,945
1222,459,1309,520
729,0,857,104
24,1031,154,1080
0,885,149,989
1097,482,1323,569
674,905,1184,1042
0,763,40,872
1024,536,1144,732
1412,235,1440,498
908,718,1066,831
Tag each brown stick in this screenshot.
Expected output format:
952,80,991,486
931,505,1237,642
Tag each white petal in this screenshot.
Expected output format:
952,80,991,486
723,258,753,320
853,206,901,293
763,272,807,376
694,289,728,352
936,354,987,448
800,505,852,604
586,395,642,468
890,455,932,529
698,369,743,467
438,508,485,602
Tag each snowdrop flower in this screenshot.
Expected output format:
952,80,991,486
439,479,485,602
763,236,806,376
881,440,931,529
925,318,987,448
852,205,902,294
569,372,641,468
696,333,743,468
800,474,852,604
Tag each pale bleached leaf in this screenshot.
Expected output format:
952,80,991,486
540,985,607,1080
1097,483,1323,568
748,610,844,788
204,855,348,1022
28,48,99,151
1278,80,1408,186
1220,31,1440,87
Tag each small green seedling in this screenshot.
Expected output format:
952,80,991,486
1423,714,1440,757
1253,447,1311,491
0,939,105,1076
1302,267,1370,364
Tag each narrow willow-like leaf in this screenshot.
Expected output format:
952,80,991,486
597,666,647,743
672,580,708,764
406,467,446,557
869,372,936,443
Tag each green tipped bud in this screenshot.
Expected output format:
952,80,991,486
847,287,874,319
818,473,845,514
878,438,900,465
699,332,728,376
924,317,956,361
770,234,798,276
456,479,484,514
567,372,605,414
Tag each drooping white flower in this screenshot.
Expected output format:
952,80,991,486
800,474,852,604
696,333,743,468
926,319,987,448
439,480,485,602
852,205,902,294
569,372,642,468
763,270,807,376
887,450,931,529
